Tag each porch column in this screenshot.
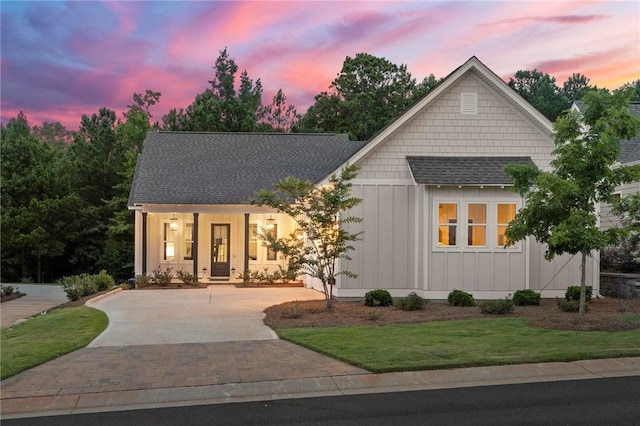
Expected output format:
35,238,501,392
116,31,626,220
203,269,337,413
142,212,148,275
244,213,250,274
193,212,199,278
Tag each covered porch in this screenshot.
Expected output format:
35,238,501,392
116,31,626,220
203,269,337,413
132,204,299,282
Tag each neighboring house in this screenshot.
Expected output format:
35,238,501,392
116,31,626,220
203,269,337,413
572,101,640,230
128,56,596,298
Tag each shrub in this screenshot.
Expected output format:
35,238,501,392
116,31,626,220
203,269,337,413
92,270,115,291
512,289,541,306
479,298,514,315
176,270,199,286
397,292,428,311
565,285,592,302
364,289,393,307
135,274,152,288
448,289,475,307
1,285,17,296
557,298,584,312
366,308,383,321
152,267,174,286
59,274,96,301
280,302,302,319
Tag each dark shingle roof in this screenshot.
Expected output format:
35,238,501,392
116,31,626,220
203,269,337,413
572,101,640,164
128,132,367,206
621,102,640,163
406,156,533,186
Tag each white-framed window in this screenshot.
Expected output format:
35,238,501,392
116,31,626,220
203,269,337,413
248,220,279,262
467,203,486,247
184,223,194,260
248,223,258,261
163,223,175,261
438,203,458,247
497,203,517,247
266,224,278,261
435,200,520,251
162,220,194,262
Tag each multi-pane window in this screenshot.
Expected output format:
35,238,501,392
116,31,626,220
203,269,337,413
467,204,486,246
184,223,193,260
266,224,278,261
438,203,457,246
248,224,258,260
497,203,517,246
163,223,175,261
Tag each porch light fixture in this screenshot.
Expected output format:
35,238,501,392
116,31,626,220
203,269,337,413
266,215,275,229
169,216,178,231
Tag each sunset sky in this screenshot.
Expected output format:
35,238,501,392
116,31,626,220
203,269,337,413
1,0,639,130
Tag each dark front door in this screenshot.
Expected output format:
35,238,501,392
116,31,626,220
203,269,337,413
211,224,230,277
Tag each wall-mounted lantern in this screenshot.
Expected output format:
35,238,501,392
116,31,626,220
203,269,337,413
169,216,179,231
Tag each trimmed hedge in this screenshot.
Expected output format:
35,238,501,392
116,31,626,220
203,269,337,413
364,289,393,307
448,289,475,307
512,289,541,306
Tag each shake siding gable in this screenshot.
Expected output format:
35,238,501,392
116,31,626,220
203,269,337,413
356,71,554,180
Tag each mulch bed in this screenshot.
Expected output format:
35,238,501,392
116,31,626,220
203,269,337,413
264,297,640,332
0,292,26,303
235,282,304,288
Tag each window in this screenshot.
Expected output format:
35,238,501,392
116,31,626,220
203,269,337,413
183,223,193,260
497,203,517,246
438,203,457,246
266,224,278,261
163,223,175,261
249,224,258,261
467,204,486,246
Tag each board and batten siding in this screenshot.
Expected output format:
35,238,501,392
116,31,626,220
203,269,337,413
340,184,417,294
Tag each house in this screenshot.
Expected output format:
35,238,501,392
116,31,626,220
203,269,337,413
128,56,596,298
572,101,640,231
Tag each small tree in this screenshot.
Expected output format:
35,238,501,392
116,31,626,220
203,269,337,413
251,165,362,309
505,89,640,316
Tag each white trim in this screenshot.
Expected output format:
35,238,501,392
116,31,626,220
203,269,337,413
432,199,522,253
350,178,415,186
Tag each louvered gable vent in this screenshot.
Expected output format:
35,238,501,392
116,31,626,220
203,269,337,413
461,92,478,114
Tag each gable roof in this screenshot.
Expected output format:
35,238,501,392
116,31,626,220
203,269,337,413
407,156,533,186
324,56,554,182
128,132,367,206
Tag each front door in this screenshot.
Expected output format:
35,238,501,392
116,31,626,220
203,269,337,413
211,224,230,277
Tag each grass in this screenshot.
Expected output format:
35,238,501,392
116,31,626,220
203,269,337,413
1,306,108,379
276,318,640,373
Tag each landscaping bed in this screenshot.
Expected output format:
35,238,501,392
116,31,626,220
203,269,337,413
264,297,640,332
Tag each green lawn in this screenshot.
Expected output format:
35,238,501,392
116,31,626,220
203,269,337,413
1,306,108,379
276,318,640,373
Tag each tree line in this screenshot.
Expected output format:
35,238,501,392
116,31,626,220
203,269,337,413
2,48,638,283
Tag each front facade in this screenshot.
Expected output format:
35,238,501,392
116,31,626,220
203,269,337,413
129,57,598,298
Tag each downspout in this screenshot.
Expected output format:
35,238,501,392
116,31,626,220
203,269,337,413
244,213,250,275
193,212,199,278
142,212,148,275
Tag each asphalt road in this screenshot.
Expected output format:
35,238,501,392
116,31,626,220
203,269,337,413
5,376,640,425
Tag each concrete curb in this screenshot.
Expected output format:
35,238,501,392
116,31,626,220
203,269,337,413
2,357,639,419
85,287,123,306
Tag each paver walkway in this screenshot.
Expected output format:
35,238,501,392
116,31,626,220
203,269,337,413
1,284,68,327
1,340,368,400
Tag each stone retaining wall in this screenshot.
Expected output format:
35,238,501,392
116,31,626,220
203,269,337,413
600,273,640,298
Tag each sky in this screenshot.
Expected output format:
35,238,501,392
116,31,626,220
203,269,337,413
1,0,639,130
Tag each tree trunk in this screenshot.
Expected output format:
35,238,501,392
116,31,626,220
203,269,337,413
579,251,587,317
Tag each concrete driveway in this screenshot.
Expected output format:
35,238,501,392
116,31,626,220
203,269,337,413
1,284,68,328
87,285,325,347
